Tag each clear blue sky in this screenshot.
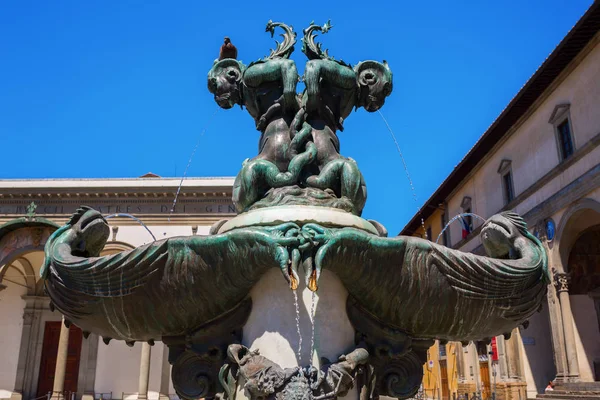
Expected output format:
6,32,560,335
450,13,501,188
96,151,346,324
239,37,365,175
0,0,593,235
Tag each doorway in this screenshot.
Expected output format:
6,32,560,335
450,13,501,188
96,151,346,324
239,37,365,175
36,322,83,398
567,225,600,381
439,359,450,400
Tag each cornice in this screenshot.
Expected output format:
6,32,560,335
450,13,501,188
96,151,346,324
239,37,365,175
0,191,233,200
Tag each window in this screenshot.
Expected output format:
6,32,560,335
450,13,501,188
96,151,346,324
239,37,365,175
498,159,515,205
460,196,474,237
549,103,575,162
439,343,447,359
503,171,514,203
426,226,432,241
464,209,473,232
557,119,574,160
475,341,489,362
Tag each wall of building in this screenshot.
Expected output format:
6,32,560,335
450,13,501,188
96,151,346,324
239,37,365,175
518,303,556,396
413,34,600,398
94,341,166,399
445,343,460,397
422,341,442,398
0,279,27,399
444,38,600,252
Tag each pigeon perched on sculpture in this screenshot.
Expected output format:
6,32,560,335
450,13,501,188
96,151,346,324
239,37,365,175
219,36,237,60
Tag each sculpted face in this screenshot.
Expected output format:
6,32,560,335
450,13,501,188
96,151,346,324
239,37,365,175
480,213,520,258
69,207,110,257
356,63,393,112
208,66,242,109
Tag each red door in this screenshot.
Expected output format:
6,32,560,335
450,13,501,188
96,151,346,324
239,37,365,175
37,322,83,398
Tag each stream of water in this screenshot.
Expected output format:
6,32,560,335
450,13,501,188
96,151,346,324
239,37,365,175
436,212,487,244
309,290,316,368
104,213,157,241
168,107,220,222
377,110,426,234
292,289,303,365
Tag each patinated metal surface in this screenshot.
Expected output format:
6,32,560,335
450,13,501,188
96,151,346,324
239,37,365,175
208,21,391,216
42,206,547,399
43,207,547,339
41,20,550,400
223,344,369,400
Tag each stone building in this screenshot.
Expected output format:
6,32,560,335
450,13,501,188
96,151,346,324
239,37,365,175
401,3,600,399
0,176,235,400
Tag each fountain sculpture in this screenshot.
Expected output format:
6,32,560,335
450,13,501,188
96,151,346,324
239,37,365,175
41,21,549,400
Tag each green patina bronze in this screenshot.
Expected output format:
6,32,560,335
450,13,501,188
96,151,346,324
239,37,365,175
41,20,549,400
208,21,391,216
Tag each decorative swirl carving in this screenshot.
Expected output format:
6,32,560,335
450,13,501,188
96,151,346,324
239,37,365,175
302,20,332,60
379,352,425,399
265,20,296,59
172,351,214,400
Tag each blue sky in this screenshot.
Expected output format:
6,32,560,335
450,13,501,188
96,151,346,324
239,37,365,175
0,0,594,235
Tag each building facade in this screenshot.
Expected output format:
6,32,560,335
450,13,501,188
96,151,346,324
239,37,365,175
0,176,235,400
401,3,600,399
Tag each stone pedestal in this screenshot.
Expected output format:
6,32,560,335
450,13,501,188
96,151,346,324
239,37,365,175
243,268,355,366
238,268,357,399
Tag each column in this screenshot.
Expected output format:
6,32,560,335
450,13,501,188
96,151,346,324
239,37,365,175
52,317,71,399
160,344,171,399
470,343,481,394
496,336,509,381
554,272,580,381
505,330,522,381
455,343,466,383
138,343,152,400
547,281,569,382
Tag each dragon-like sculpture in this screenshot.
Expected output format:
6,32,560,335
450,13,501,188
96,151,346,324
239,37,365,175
43,207,546,343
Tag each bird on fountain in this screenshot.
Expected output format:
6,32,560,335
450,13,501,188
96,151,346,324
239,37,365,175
219,36,238,60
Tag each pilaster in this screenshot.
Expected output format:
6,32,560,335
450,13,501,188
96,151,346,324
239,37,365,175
554,271,580,381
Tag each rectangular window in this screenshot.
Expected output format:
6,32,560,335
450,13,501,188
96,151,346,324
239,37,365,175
439,343,447,358
426,226,432,241
502,171,515,204
464,208,473,232
557,119,574,160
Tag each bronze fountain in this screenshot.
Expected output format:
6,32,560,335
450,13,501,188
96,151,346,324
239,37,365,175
42,21,548,400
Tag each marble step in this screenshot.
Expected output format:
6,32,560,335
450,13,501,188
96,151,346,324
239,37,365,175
535,391,600,399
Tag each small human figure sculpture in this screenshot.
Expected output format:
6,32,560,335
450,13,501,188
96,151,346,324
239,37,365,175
219,36,238,60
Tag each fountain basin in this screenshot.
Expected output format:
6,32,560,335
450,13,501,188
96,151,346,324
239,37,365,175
218,205,379,235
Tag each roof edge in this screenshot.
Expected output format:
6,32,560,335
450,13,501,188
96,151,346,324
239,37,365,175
400,2,600,236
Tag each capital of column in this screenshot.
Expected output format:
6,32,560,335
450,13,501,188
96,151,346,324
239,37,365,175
553,270,569,293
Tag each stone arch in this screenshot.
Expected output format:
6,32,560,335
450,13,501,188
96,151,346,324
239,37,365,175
0,257,38,295
0,218,59,269
552,198,600,273
0,218,60,296
552,198,600,382
567,226,600,295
